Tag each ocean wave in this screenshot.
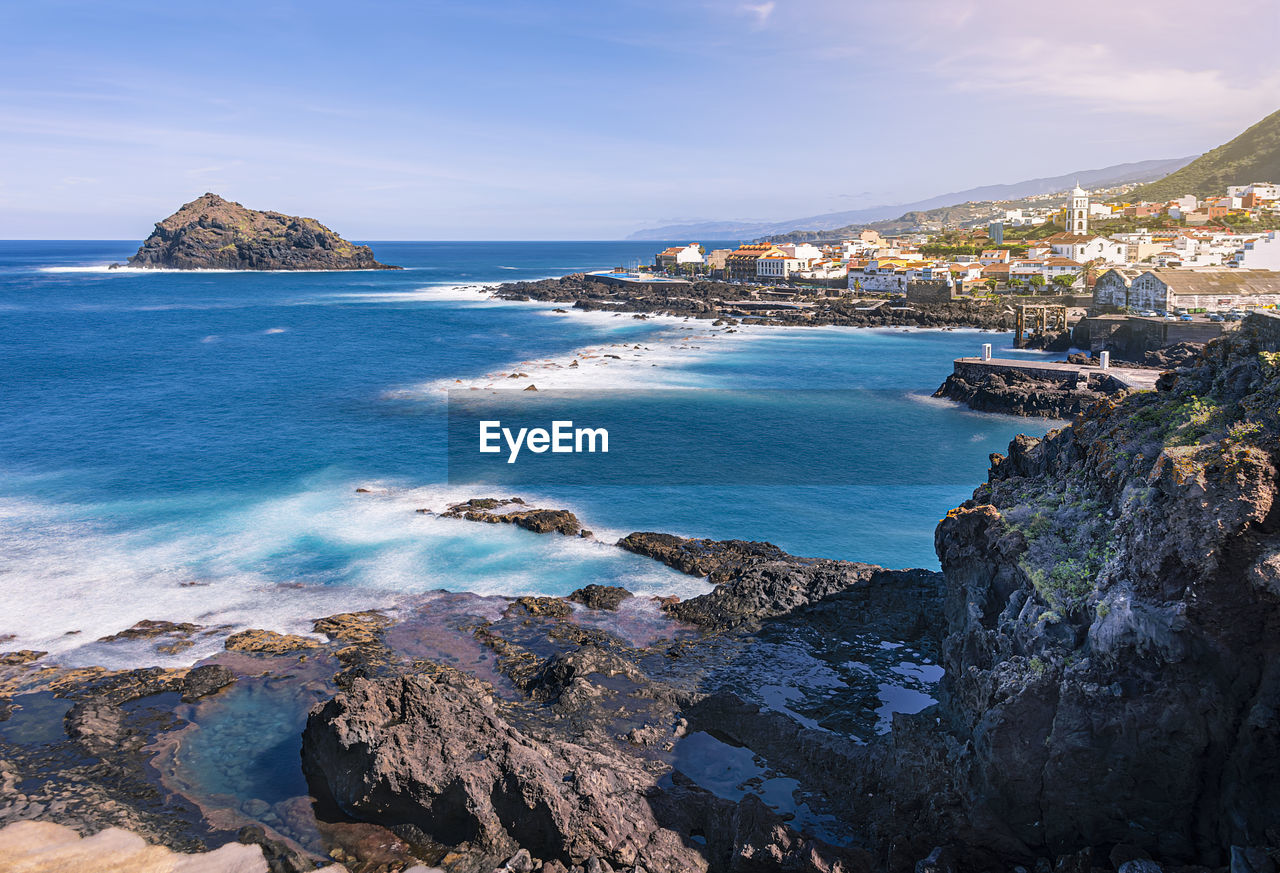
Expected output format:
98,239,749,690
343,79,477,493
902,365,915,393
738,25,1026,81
0,477,705,667
386,318,767,396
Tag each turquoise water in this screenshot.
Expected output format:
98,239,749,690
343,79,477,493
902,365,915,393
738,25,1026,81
0,241,1054,664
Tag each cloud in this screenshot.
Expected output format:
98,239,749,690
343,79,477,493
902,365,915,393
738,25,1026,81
739,1,775,28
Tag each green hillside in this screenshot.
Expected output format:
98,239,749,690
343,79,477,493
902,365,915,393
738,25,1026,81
1127,108,1280,202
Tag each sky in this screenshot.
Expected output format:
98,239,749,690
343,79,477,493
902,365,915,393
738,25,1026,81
1,0,1277,240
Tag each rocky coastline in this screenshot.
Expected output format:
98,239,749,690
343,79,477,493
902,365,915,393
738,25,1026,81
493,274,1017,330
4,315,1280,872
124,193,400,271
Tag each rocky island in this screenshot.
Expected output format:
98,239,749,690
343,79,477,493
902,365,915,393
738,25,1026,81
125,193,399,271
4,314,1280,872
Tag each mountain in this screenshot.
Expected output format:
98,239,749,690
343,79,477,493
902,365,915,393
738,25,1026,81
626,157,1193,241
127,193,400,271
1127,108,1280,203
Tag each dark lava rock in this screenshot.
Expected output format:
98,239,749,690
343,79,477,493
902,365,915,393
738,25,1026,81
97,620,202,642
507,596,573,619
237,825,315,873
0,650,47,666
444,497,583,536
490,274,1016,331
181,664,235,703
616,533,791,581
64,700,128,756
910,314,1280,863
302,669,706,873
620,532,921,629
1140,340,1205,370
933,368,1118,418
567,585,634,611
224,629,322,655
127,193,399,271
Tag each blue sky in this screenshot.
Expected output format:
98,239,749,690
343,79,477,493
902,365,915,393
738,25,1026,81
1,0,1277,239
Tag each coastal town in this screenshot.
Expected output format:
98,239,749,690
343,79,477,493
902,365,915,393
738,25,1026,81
604,181,1280,358
649,182,1279,294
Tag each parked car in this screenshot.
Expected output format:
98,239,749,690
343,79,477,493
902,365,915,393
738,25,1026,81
1209,314,1225,322
1138,310,1158,317
1180,315,1193,321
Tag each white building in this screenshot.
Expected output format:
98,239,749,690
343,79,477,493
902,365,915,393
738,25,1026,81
1047,233,1126,264
757,251,803,279
1235,232,1280,270
655,244,704,268
778,243,822,266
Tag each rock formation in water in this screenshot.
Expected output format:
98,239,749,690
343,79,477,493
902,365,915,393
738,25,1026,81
126,193,399,271
932,367,1129,418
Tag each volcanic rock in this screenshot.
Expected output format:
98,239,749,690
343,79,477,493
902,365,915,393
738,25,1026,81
127,193,399,271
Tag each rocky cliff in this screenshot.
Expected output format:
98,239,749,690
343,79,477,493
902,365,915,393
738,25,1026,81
918,311,1280,863
126,193,399,271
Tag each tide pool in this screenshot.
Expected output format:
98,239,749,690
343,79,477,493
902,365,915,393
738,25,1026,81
0,241,1055,663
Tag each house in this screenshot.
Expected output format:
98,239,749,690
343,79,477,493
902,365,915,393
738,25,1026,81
724,244,775,279
979,249,1012,265
980,263,1011,283
655,244,704,269
1124,269,1280,312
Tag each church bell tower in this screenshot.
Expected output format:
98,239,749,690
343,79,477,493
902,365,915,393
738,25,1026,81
1069,183,1089,234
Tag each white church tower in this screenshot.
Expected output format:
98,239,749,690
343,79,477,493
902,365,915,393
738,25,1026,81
1069,183,1089,234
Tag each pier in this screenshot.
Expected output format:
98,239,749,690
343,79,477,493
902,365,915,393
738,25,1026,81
952,355,1161,392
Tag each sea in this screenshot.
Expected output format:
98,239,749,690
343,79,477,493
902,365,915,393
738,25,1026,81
0,240,1057,668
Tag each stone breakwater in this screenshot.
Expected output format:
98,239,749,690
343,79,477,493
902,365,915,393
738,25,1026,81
494,274,1017,330
3,315,1280,872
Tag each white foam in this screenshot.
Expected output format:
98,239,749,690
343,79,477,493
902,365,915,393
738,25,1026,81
0,479,706,668
389,318,769,396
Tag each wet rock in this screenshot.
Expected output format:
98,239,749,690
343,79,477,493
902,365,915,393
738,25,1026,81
48,666,186,703
97,620,202,643
302,669,706,873
529,645,646,705
224,629,322,655
0,651,46,666
567,585,633,611
181,664,235,703
507,596,573,619
444,498,582,536
237,824,316,873
64,700,127,756
313,611,391,645
621,532,935,630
